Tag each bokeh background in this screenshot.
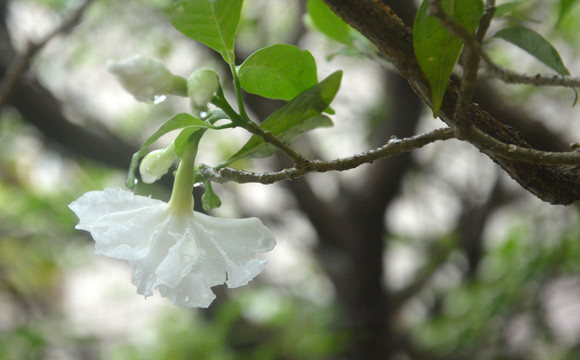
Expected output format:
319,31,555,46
1,0,580,359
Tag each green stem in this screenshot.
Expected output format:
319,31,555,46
230,63,250,122
212,86,242,124
168,130,204,214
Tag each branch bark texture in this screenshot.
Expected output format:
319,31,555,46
323,0,580,205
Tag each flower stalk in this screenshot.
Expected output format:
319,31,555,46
168,130,204,215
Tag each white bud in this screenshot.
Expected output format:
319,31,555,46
139,144,176,184
187,69,220,108
107,55,175,102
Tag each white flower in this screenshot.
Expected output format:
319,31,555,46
69,188,275,308
107,55,176,102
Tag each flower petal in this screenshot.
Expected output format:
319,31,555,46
69,188,162,225
157,276,217,308
153,222,202,288
192,212,276,288
69,188,168,261
69,188,277,308
130,215,225,308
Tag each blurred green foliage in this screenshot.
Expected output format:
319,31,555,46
109,290,347,360
412,215,580,359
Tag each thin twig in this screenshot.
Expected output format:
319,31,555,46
243,120,308,167
483,61,580,88
476,0,496,43
199,127,457,184
0,0,94,107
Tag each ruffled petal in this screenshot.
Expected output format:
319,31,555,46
153,221,203,288
69,188,162,224
69,188,276,308
192,212,276,288
157,276,217,308
69,188,168,261
148,216,226,308
157,238,226,308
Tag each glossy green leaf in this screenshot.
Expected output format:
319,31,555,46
222,71,342,166
238,44,318,101
126,113,214,189
305,0,352,45
171,0,243,64
201,181,222,211
413,0,483,117
494,26,570,75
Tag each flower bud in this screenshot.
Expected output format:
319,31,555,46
139,144,176,184
187,69,220,108
107,55,175,102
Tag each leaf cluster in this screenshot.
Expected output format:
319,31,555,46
127,0,343,209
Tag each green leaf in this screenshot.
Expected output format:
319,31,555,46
493,1,524,17
238,114,333,161
222,71,342,166
413,0,484,117
238,44,318,101
557,0,580,27
494,26,570,75
174,126,204,158
171,0,243,64
305,0,352,46
126,113,214,189
201,181,222,211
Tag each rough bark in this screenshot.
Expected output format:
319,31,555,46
323,0,580,205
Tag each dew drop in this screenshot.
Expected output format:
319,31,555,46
388,135,400,144
507,144,517,152
199,111,208,118
152,95,167,104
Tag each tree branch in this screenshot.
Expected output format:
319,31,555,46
0,1,135,170
322,0,580,205
427,0,580,89
198,127,456,184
